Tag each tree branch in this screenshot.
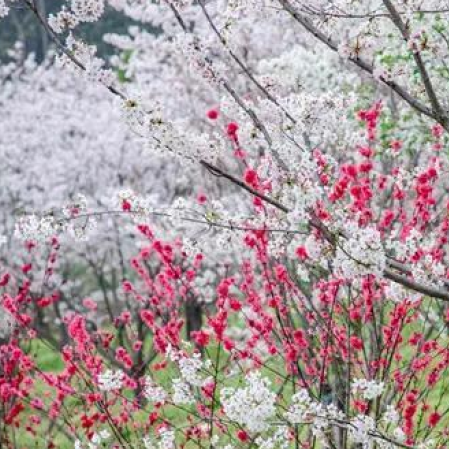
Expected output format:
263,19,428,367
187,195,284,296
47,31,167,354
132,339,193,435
201,160,449,303
278,0,445,127
382,0,447,126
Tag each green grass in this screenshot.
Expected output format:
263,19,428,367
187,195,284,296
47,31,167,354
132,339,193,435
29,339,64,372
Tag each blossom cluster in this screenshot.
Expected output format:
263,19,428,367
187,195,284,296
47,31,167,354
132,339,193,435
221,372,277,433
48,0,105,33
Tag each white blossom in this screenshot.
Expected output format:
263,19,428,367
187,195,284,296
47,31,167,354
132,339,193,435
71,0,105,22
97,369,124,391
382,405,400,425
48,9,80,33
158,428,175,449
352,379,385,400
144,377,168,404
172,378,194,405
221,371,276,433
333,223,386,279
178,352,205,386
349,415,376,449
143,428,176,449
0,0,10,18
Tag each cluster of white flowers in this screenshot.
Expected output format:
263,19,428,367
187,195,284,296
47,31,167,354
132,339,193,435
90,430,110,446
97,369,124,391
48,0,105,33
158,428,176,449
116,189,155,215
385,225,447,288
333,223,386,279
304,234,326,262
14,211,97,242
166,345,209,383
281,92,357,156
412,254,447,288
384,282,421,304
0,307,15,338
144,377,168,404
13,214,52,241
166,345,211,405
391,427,407,445
48,8,80,33
120,96,222,164
0,0,12,18
75,430,110,449
385,228,421,261
382,405,400,426
172,378,194,405
221,371,276,433
71,0,104,22
255,427,290,449
285,388,345,441
56,36,115,87
258,44,357,94
352,379,385,400
192,268,218,304
143,427,175,449
175,34,222,86
178,351,204,386
284,155,323,226
285,388,413,449
182,237,202,258
349,415,377,449
285,388,319,424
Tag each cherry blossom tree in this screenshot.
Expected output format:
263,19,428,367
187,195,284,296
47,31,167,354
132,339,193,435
1,1,449,449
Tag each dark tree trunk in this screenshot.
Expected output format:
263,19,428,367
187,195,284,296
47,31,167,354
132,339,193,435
185,299,203,340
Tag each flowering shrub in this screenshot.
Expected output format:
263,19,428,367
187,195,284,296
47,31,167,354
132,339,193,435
1,1,449,449
1,195,449,448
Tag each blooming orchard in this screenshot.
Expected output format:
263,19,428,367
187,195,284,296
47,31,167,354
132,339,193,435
1,1,449,449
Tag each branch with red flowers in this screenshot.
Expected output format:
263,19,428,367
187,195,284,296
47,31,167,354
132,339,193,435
201,161,449,303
